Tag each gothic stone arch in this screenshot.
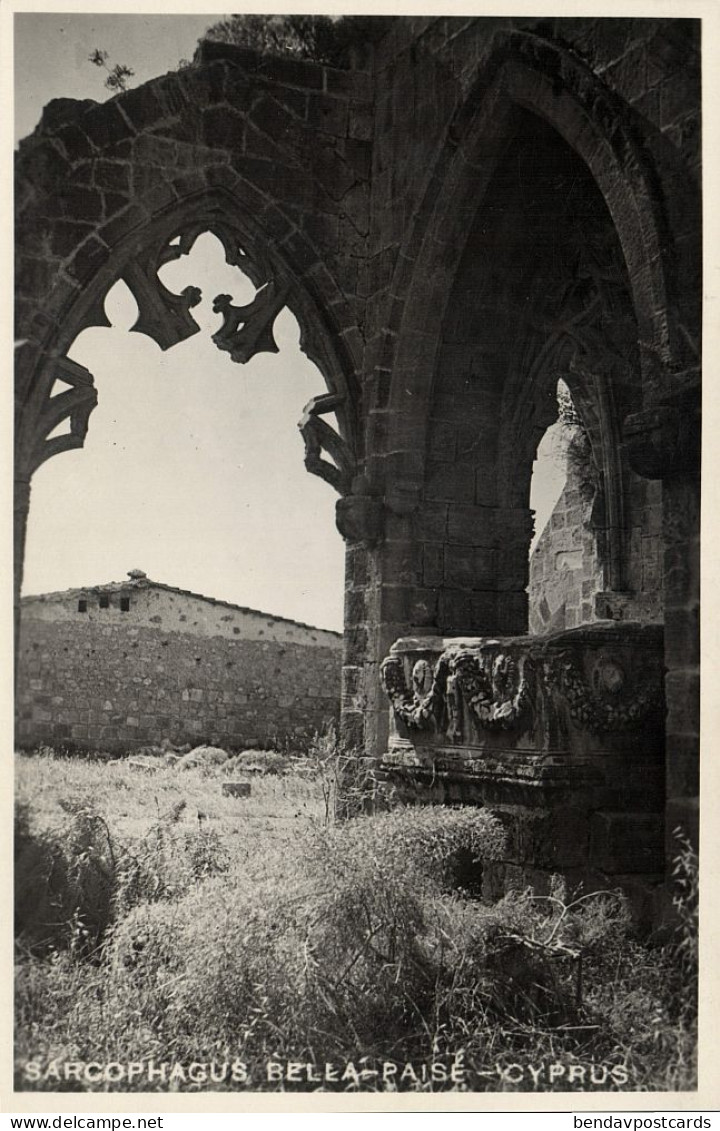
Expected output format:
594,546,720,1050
364,23,699,906
15,20,701,914
15,45,371,684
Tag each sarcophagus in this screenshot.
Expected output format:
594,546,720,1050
379,623,665,913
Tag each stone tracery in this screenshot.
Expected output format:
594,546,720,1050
13,18,700,915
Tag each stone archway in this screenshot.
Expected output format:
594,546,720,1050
376,30,698,487
367,28,700,895
15,22,701,883
353,30,696,762
14,49,373,744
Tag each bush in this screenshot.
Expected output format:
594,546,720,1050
226,750,294,776
15,773,700,1093
308,726,389,821
200,14,393,67
101,805,507,1069
15,800,115,956
15,797,229,956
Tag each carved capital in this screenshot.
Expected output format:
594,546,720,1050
335,494,384,546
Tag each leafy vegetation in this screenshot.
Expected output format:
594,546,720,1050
199,15,393,67
88,49,134,93
15,747,697,1093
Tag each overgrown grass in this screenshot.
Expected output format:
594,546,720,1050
14,750,697,1094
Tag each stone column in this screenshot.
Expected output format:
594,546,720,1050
662,477,700,848
335,488,387,759
14,473,31,687
625,384,701,864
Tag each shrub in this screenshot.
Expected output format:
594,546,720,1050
15,796,230,956
226,750,294,776
15,763,700,1093
15,800,115,956
308,726,390,821
670,827,698,985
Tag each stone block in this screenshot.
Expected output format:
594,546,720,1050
423,544,444,588
382,541,423,586
348,103,374,141
499,808,590,868
344,626,368,664
307,93,349,138
82,102,137,150
603,42,650,104
408,588,439,627
412,503,448,542
590,811,664,874
49,218,94,259
222,781,252,798
446,505,496,547
438,590,473,633
425,460,476,504
444,545,496,588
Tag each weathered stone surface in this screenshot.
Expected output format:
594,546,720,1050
13,18,701,922
17,578,342,753
222,781,252,798
378,622,666,899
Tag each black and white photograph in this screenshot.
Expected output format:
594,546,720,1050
8,2,712,1109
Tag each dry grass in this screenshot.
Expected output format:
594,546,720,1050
14,750,698,1095
16,749,323,873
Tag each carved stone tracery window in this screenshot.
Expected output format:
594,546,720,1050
19,217,358,515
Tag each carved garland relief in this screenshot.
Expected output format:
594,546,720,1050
380,643,662,743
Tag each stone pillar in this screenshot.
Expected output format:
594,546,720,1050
662,477,700,850
625,384,701,864
340,540,371,753
335,490,387,760
14,473,31,687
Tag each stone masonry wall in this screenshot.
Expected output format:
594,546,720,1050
13,18,700,863
22,583,342,648
529,481,600,636
17,591,342,752
529,462,664,635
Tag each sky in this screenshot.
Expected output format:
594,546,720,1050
14,12,566,633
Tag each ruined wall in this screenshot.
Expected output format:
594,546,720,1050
529,467,664,634
13,16,701,881
529,481,600,636
17,589,342,752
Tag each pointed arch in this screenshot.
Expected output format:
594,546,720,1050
376,29,698,490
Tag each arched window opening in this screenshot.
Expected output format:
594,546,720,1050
528,379,603,635
22,231,346,635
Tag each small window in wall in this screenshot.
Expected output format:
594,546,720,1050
99,594,110,609
77,598,87,613
120,597,130,613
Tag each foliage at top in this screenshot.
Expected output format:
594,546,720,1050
199,14,392,66
88,49,134,93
